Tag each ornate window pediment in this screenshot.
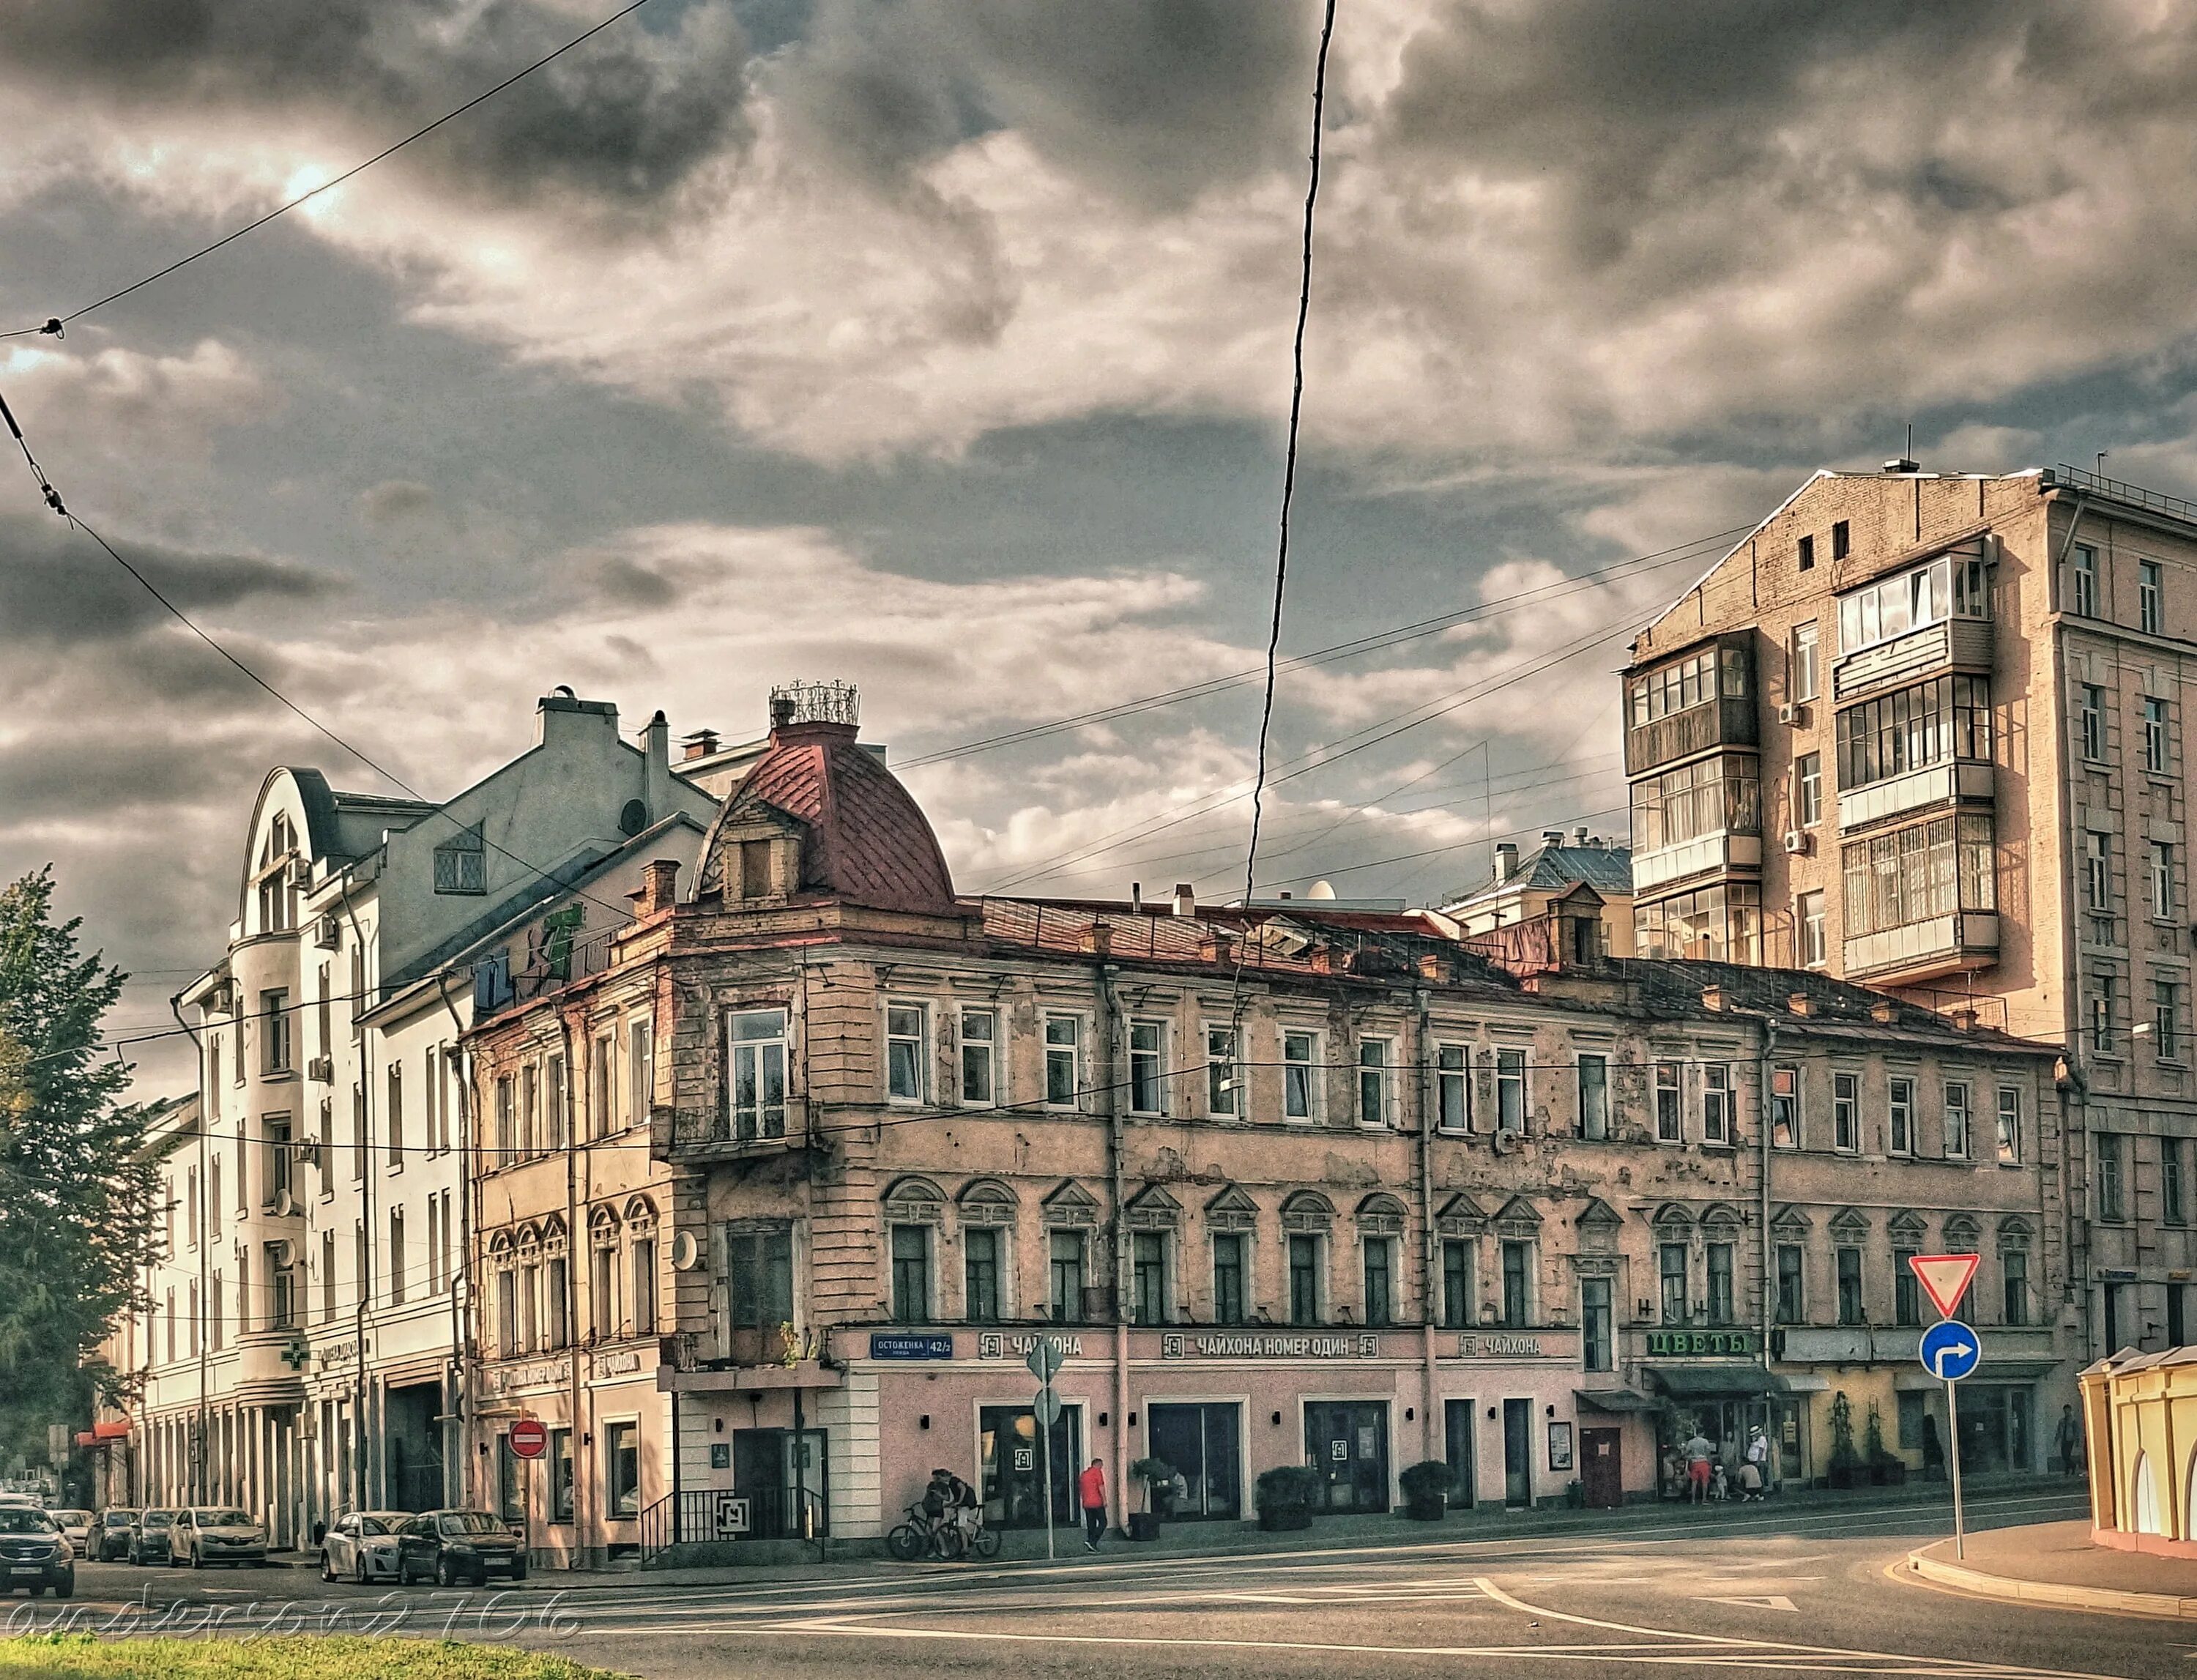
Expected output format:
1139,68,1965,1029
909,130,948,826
1205,1183,1259,1233
1651,1202,1693,1232
1770,1203,1810,1235
1700,1201,1744,1233
1942,1213,1981,1249
1436,1192,1485,1237
958,1178,1018,1227
1829,1207,1870,1241
1041,1180,1101,1230
1126,1183,1183,1230
882,1175,945,1224
1492,1193,1540,1237
1996,1213,2034,1249
1887,1209,1928,1244
1281,1189,1336,1233
1356,1192,1407,1237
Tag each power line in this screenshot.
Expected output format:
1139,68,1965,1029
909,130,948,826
3,0,661,338
1244,0,1340,911
1254,801,1633,892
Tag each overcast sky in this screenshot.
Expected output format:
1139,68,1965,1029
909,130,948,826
7,0,2197,1095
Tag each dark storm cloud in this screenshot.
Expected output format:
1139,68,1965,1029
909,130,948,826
771,0,1312,211
0,515,337,647
0,0,751,205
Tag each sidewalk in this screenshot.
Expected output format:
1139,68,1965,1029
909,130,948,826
1908,1519,2197,1620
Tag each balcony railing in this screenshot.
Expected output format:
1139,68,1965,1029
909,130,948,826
1631,830,1762,893
1844,912,1999,984
1624,696,1758,777
1832,617,1992,704
2048,463,2197,527
1837,760,1993,832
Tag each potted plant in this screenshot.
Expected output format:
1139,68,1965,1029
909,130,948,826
1128,1457,1175,1540
1399,1460,1452,1522
1255,1465,1320,1531
1826,1391,1863,1490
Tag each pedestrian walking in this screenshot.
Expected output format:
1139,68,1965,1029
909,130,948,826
2055,1405,2083,1477
1743,1424,1771,1501
1078,1456,1107,1551
1682,1429,1714,1506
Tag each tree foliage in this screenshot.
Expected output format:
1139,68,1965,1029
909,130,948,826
0,868,160,1464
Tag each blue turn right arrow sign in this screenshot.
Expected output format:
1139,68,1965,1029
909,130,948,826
1919,1318,1981,1382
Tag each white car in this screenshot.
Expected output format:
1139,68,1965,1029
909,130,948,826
48,1512,92,1558
320,1512,409,1583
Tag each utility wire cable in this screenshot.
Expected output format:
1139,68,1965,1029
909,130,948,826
4,0,659,337
1244,0,1340,910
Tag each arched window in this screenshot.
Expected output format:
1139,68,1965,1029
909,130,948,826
958,1179,1018,1227
2134,1452,2164,1536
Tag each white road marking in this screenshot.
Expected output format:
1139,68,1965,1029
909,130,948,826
1697,1594,1799,1613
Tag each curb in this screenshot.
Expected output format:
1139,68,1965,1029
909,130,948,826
1905,1546,2197,1621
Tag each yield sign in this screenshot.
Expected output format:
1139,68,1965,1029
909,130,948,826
1909,1252,1980,1319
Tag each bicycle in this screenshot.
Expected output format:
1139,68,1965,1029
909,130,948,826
885,1504,999,1561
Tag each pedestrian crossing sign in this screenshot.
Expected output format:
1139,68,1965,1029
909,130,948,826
1908,1252,1979,1319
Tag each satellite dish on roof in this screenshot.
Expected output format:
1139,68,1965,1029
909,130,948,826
1307,880,1337,900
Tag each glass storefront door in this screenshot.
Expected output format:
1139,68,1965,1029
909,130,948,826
1955,1385,2033,1473
1304,1402,1389,1513
731,1428,830,1539
1443,1399,1476,1507
979,1404,1082,1529
1147,1403,1241,1520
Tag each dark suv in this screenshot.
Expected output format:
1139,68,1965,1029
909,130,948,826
128,1509,176,1566
394,1511,527,1586
0,1507,75,1598
89,1509,138,1562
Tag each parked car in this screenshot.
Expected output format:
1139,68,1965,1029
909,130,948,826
172,1507,268,1569
0,1506,74,1598
89,1509,138,1562
320,1511,409,1583
393,1510,527,1586
48,1512,92,1558
127,1509,176,1566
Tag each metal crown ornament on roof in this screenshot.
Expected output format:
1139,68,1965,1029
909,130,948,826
770,680,860,728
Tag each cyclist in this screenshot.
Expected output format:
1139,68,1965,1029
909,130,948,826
923,1467,980,1550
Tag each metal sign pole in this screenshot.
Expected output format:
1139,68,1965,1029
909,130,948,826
1946,1375,1966,1560
1039,1386,1055,1563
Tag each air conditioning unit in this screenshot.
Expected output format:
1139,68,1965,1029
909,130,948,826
313,914,341,951
1779,702,1810,727
1782,830,1813,855
306,1056,332,1084
206,980,234,1014
288,860,313,889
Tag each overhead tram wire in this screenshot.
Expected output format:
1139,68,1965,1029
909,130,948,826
1241,0,1339,912
1,0,661,339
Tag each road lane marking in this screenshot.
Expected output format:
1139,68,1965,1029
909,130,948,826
1698,1594,1799,1612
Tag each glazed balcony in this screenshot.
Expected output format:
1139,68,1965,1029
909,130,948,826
1838,759,1994,832
1625,696,1758,777
1632,830,1763,893
1832,616,1993,705
1843,912,1999,985
1624,636,1756,777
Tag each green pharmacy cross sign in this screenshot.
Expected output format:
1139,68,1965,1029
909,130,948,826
1643,1329,1757,1358
279,1337,311,1372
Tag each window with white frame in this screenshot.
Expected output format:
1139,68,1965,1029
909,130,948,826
1654,1062,1681,1143
959,1007,997,1106
1889,1074,1914,1156
1205,1025,1239,1118
2141,559,2164,635
1944,1079,1971,1159
1576,1051,1607,1139
1996,1085,2022,1164
2157,977,2182,1061
1798,889,1827,969
1357,1038,1391,1128
2086,830,2113,913
1833,1071,1860,1152
1129,1019,1167,1115
1044,1014,1081,1109
728,1007,788,1140
1796,752,1823,826
1496,1048,1527,1133
2145,696,2171,775
885,1003,927,1103
1438,1042,1471,1133
2081,683,2107,761
1791,621,1819,702
2070,541,2100,618
2153,842,2176,922
1702,1063,1731,1145
626,1016,653,1123
1283,1030,1320,1121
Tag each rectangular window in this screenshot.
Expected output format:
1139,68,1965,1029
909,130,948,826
1438,1043,1471,1134
727,1225,794,1330
496,1268,517,1355
627,1018,653,1124
521,1064,538,1154
1791,621,1819,702
1129,1019,1166,1115
389,1208,406,1308
1356,1038,1391,1128
550,1429,574,1525
261,989,291,1075
592,1240,617,1336
1889,1075,1914,1156
1283,1030,1319,1120
1775,1245,1804,1324
1834,1071,1860,1152
591,1033,615,1140
1288,1234,1321,1326
2153,844,2176,923
1836,1246,1864,1325
1654,1062,1681,1144
1832,519,1850,562
549,1054,570,1152
1577,1053,1607,1140
1496,1048,1526,1134
354,1085,369,1179
1212,1233,1246,1326
2097,1131,2126,1221
964,1227,1001,1323
1701,1064,1731,1145
2071,541,2100,618
1501,1239,1531,1328
2146,696,2171,774
1797,534,1815,573
1044,1016,1081,1110
1798,891,1826,969
320,1231,335,1323
1796,752,1822,826
1582,1276,1612,1372
2086,830,2113,913
433,824,486,895
890,1225,929,1323
1629,755,1761,853
631,1237,658,1335
1206,1026,1239,1118
1049,1230,1085,1323
1834,674,1993,791
2157,976,2182,1060
1361,1237,1394,1327
729,1008,789,1140
885,1003,926,1103
606,1421,640,1520
2142,559,2164,635
1132,1232,1167,1325
1659,1242,1687,1326
1633,880,1763,962
1996,1086,2023,1165
1771,1066,1799,1149
1894,1250,1920,1326
2081,683,2107,761
2093,973,2118,1054
543,1252,568,1348
1706,1243,1733,1325
2001,1249,2030,1326
1441,1239,1473,1331
2165,1137,2188,1226
959,1008,996,1106
1944,1080,1970,1159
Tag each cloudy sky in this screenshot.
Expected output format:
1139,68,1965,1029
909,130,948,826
7,0,2197,1093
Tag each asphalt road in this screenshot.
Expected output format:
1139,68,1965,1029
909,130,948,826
20,1488,2186,1679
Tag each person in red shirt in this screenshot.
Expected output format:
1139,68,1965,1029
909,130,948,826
1077,1457,1107,1551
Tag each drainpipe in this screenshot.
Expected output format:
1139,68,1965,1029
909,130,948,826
435,973,470,1511
340,867,373,1513
560,1006,581,1569
1758,1019,1777,1479
1414,988,1439,1465
1099,963,1127,1536
173,992,210,1506
2051,491,2094,1362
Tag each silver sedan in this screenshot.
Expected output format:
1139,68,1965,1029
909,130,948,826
319,1511,410,1583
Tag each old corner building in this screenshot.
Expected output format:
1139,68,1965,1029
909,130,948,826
463,685,2081,1564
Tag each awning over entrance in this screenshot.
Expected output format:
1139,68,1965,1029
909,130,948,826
1575,1388,1659,1413
1646,1364,1788,1400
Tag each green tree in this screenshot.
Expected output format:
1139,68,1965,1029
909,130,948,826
0,868,160,1467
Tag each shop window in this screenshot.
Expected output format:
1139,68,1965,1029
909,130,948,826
606,1421,641,1520
550,1429,574,1524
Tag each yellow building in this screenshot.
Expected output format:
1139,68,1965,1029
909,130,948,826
2082,1345,2197,1557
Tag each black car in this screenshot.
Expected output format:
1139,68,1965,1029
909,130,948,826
89,1509,138,1562
127,1508,176,1565
0,1507,75,1598
394,1510,527,1586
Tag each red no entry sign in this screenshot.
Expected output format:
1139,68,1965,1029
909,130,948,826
510,1418,549,1460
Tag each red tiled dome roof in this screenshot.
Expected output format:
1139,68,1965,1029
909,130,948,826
702,720,958,915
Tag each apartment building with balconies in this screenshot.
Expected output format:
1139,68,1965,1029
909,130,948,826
1623,460,2197,1369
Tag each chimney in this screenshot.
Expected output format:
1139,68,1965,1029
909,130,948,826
1172,882,1196,918
680,728,720,762
1130,882,1143,915
1199,930,1235,965
1870,1000,1897,1025
1081,922,1114,958
642,710,674,822
770,694,798,732
535,686,618,748
1494,842,1519,882
1787,992,1815,1016
1574,827,1588,845
1542,830,1564,845
1884,456,1920,474
639,858,680,915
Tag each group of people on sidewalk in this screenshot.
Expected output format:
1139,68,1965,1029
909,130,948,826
1676,1424,1773,1504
